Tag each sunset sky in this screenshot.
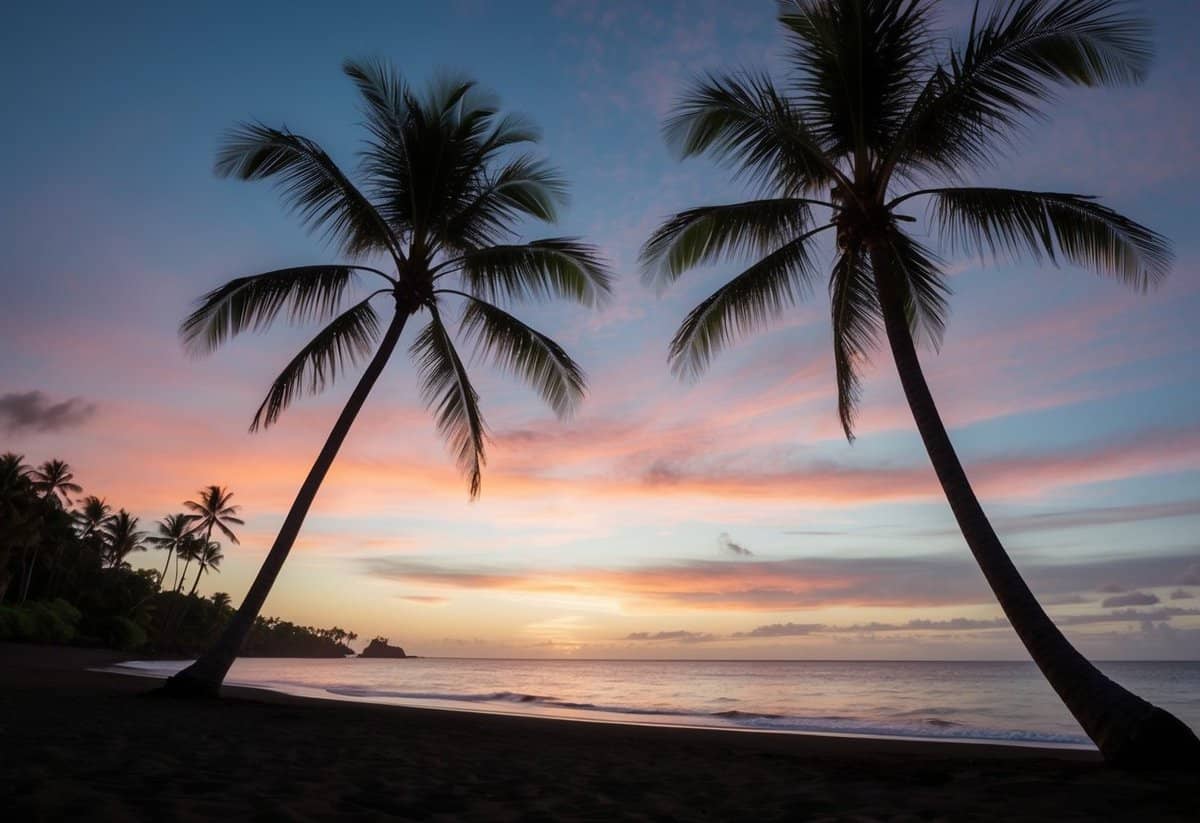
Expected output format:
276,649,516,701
3,0,1198,660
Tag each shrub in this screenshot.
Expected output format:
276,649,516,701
100,615,147,651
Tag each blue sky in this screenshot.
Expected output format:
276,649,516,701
2,1,1199,658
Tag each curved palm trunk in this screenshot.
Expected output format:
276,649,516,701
159,549,173,592
164,310,409,696
187,563,206,598
871,253,1199,765
175,555,192,593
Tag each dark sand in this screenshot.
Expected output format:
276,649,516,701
1,644,1193,821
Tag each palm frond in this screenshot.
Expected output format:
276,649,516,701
664,70,843,194
458,296,586,418
250,295,383,430
890,0,1152,176
454,239,613,307
216,122,397,258
180,266,366,354
777,0,936,157
668,224,832,379
446,156,568,249
410,309,487,497
640,198,818,288
829,246,880,441
925,187,1171,290
881,228,951,348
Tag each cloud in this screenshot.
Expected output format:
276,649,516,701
0,391,96,433
1170,589,1195,600
718,532,753,557
1098,583,1127,593
399,595,448,605
1181,564,1200,586
733,622,824,638
362,551,1200,613
1100,591,1160,608
624,630,718,643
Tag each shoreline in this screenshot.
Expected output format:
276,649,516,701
3,643,1193,820
99,659,1098,753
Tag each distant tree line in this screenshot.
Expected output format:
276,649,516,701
0,453,356,656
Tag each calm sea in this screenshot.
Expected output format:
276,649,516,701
110,658,1200,747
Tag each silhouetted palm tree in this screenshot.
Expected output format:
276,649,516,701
187,541,224,597
74,495,113,539
173,533,204,593
148,513,196,591
165,60,612,696
210,591,232,611
643,0,1198,763
30,460,82,508
0,454,35,601
184,486,242,551
101,510,147,569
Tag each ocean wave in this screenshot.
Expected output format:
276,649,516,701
320,685,1087,744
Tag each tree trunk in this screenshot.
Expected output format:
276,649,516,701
163,310,409,696
159,549,173,592
187,564,205,598
175,556,192,593
870,250,1199,766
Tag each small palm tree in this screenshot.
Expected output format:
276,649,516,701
643,0,1198,763
183,485,243,550
165,60,612,696
30,460,82,508
187,541,224,597
101,510,147,569
74,495,113,539
173,533,205,593
210,591,233,611
148,513,196,591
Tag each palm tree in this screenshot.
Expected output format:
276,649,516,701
187,541,224,597
148,513,196,591
210,591,232,611
173,533,205,593
642,0,1198,763
30,460,82,508
0,454,35,601
100,510,147,569
74,495,113,539
164,60,612,696
183,485,243,556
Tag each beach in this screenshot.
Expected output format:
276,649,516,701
1,644,1193,821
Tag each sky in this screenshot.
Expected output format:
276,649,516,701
2,0,1199,660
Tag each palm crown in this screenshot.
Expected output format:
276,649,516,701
180,60,613,496
183,486,243,545
642,0,1169,439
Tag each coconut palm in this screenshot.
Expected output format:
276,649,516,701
187,541,224,598
74,495,113,539
100,510,147,569
183,485,243,553
148,513,196,591
173,533,205,593
0,454,35,601
642,0,1198,763
165,60,612,696
30,460,82,508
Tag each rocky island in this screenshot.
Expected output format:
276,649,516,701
358,637,408,659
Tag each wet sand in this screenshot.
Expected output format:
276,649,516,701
1,643,1193,821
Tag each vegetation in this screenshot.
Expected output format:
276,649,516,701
165,59,613,696
642,0,1198,764
0,453,356,657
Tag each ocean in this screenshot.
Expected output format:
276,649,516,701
110,657,1200,748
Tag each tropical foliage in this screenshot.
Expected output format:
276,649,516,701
643,0,1195,763
0,452,356,657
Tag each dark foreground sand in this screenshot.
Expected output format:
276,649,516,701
1,644,1194,821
